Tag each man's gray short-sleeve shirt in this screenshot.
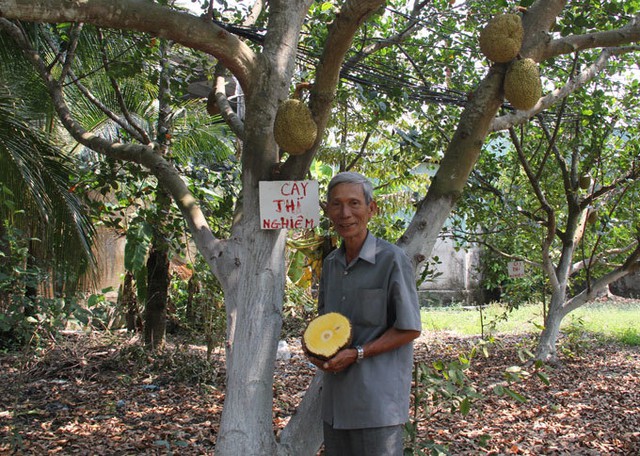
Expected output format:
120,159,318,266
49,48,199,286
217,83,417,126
318,232,422,429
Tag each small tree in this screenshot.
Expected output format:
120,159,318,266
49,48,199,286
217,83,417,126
457,77,640,361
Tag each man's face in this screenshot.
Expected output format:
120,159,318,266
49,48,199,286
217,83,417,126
326,182,376,243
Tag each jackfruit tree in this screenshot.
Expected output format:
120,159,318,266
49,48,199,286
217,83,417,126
0,1,639,454
454,80,640,362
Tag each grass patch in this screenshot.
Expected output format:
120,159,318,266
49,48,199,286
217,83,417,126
421,299,640,346
617,328,640,346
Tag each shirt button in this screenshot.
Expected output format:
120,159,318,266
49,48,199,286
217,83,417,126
341,296,346,301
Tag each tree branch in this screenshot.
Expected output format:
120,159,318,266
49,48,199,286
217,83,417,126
491,46,639,132
97,27,152,144
213,63,245,139
279,0,386,179
342,0,428,71
543,15,640,61
571,241,639,275
0,16,226,273
0,0,259,95
508,126,559,288
564,241,640,314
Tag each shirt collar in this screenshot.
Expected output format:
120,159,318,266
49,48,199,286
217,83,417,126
339,231,377,265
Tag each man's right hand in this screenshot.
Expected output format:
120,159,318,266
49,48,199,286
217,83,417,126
305,348,357,374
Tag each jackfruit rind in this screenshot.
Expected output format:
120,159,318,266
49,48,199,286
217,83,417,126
504,58,542,111
579,174,592,190
302,312,352,360
479,13,523,63
274,99,317,155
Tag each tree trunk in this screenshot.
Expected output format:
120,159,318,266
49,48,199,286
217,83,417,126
398,65,505,266
24,238,38,316
144,243,169,349
185,274,199,325
0,222,9,311
121,271,140,332
277,372,324,456
535,288,568,362
214,226,288,456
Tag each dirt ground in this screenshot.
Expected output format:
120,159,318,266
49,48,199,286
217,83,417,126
0,329,638,455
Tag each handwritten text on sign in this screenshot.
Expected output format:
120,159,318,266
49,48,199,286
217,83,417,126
507,261,526,278
259,180,320,230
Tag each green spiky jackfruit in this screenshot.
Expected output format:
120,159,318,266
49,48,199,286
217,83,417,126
504,58,542,111
579,174,592,190
479,14,523,63
274,99,317,155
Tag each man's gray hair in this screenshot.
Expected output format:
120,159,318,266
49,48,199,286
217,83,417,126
327,172,374,204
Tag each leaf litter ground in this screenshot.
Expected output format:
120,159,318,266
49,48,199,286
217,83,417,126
0,330,638,455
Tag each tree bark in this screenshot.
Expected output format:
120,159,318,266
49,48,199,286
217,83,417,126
215,1,314,452
535,288,568,362
277,372,324,455
144,244,169,350
121,272,140,332
214,225,288,455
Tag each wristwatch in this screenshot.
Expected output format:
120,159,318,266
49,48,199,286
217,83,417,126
355,345,365,363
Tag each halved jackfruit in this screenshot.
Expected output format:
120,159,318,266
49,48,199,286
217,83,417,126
302,312,352,360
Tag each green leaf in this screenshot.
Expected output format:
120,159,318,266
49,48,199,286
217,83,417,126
478,434,491,448
124,222,153,273
535,371,550,386
320,2,333,12
87,294,100,307
504,387,528,403
459,397,471,415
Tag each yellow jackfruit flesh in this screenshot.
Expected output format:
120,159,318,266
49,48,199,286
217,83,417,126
504,58,542,111
479,13,523,63
274,99,317,155
302,312,352,360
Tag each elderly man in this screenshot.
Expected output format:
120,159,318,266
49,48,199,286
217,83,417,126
306,172,422,456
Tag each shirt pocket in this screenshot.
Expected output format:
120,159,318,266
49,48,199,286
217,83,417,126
351,288,387,327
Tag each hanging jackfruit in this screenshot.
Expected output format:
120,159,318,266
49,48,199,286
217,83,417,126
273,99,317,155
302,312,352,360
504,58,542,111
579,174,592,190
479,13,523,63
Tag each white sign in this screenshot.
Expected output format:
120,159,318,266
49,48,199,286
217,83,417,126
507,261,526,278
259,180,320,230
